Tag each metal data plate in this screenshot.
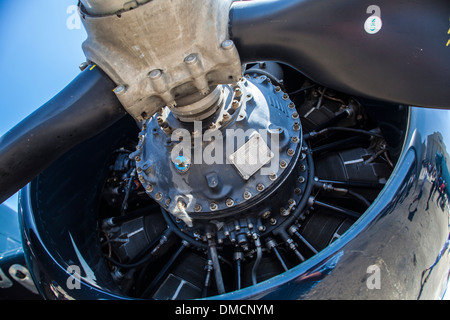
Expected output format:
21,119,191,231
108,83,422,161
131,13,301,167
229,132,274,180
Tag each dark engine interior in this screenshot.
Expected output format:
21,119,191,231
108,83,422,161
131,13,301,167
30,63,408,299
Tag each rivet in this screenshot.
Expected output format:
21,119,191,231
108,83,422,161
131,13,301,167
221,39,234,50
226,198,234,207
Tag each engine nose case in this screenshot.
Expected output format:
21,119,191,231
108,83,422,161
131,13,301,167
131,75,308,238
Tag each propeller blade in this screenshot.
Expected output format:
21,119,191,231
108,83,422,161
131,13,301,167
230,0,450,109
0,65,126,204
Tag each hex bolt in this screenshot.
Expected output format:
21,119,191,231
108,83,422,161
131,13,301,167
289,102,295,109
146,184,154,192
184,54,198,64
275,86,281,92
269,218,277,225
243,191,252,200
256,183,265,192
295,188,302,195
283,93,289,100
221,39,234,50
155,192,163,201
162,123,172,134
280,160,287,169
114,85,126,95
210,202,218,211
298,176,306,183
292,136,299,143
79,62,89,71
292,112,299,119
226,198,234,207
293,122,300,131
194,204,202,212
269,172,277,181
287,148,295,156
149,69,162,79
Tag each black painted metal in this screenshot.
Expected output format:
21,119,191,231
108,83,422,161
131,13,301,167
0,66,126,204
230,0,450,109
